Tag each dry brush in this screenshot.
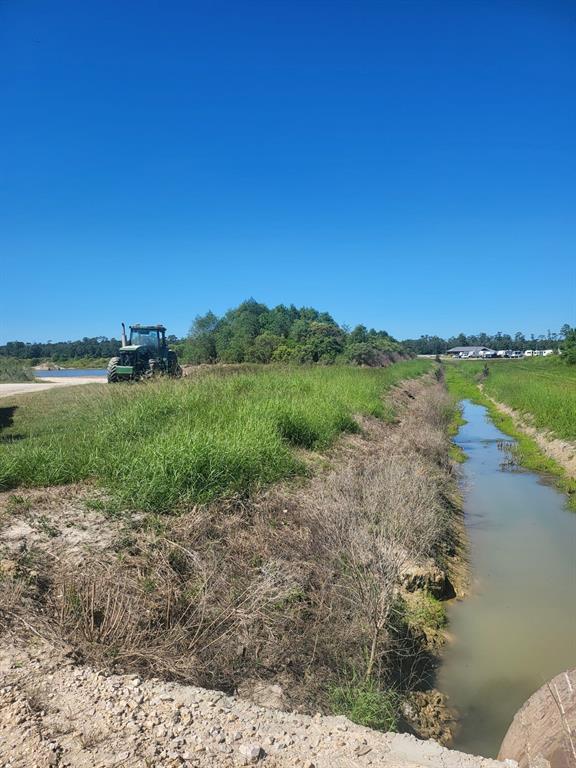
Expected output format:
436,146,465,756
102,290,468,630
0,376,460,735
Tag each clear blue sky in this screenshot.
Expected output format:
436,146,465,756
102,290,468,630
1,0,575,343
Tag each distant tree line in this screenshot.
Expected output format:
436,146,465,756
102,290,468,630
0,300,404,367
184,299,403,366
0,335,181,362
0,337,122,362
3,311,573,366
402,325,574,356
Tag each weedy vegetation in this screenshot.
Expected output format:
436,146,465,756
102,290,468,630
329,678,400,731
0,359,35,383
0,361,431,510
0,367,461,738
399,591,447,632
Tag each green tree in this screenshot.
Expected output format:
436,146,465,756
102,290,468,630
349,325,369,344
185,311,218,364
561,327,576,365
247,332,284,363
296,322,345,363
345,342,385,366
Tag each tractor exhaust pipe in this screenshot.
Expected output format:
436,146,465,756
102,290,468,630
121,322,128,347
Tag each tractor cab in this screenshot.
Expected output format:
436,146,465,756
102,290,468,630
126,325,167,353
107,322,182,383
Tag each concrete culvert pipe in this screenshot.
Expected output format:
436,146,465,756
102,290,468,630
499,668,576,768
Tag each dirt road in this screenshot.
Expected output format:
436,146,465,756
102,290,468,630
0,641,506,768
0,376,106,399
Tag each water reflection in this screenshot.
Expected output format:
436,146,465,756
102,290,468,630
436,400,576,757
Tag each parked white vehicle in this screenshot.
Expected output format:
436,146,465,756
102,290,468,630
543,349,554,356
524,350,534,357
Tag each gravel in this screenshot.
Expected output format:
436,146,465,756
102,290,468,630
0,641,510,768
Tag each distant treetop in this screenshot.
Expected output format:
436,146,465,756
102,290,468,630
185,299,404,366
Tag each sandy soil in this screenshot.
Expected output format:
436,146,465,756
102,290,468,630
0,377,106,399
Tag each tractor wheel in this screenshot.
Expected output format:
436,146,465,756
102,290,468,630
168,352,182,378
107,357,121,383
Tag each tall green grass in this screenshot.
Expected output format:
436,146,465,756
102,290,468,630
0,361,430,510
329,678,399,731
0,358,35,383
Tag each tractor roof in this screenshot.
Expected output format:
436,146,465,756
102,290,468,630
130,324,167,331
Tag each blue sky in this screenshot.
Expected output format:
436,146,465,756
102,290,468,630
1,0,575,343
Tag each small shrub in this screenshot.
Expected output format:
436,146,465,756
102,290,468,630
0,359,34,383
168,548,190,576
400,591,447,631
329,678,399,731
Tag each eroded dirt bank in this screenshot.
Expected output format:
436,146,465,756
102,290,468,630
0,377,480,766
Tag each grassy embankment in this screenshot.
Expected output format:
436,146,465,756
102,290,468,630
0,359,464,736
485,357,576,439
0,359,35,383
444,358,576,507
0,360,431,511
53,357,110,369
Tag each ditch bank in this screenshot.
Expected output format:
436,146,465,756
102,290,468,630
0,376,475,764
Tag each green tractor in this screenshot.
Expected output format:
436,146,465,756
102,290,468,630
107,323,182,383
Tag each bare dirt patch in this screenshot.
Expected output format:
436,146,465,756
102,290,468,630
0,485,127,564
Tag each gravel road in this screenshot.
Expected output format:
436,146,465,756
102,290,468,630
0,642,509,768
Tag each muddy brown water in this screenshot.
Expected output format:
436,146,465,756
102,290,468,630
437,400,576,757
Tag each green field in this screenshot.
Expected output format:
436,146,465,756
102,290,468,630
0,360,430,510
447,358,576,442
444,358,576,508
